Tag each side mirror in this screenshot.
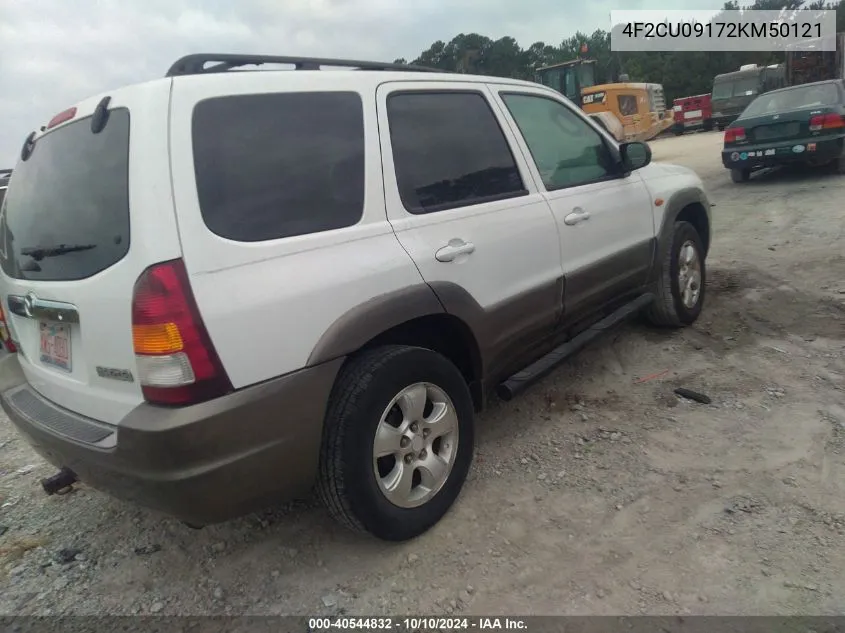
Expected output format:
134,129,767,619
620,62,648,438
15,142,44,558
620,141,651,171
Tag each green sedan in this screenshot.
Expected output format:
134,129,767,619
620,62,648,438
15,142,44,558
721,79,845,183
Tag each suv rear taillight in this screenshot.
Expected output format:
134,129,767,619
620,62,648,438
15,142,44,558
810,113,845,131
131,259,231,406
724,127,746,143
0,302,17,353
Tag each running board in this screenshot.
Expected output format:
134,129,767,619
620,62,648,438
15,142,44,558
496,293,655,401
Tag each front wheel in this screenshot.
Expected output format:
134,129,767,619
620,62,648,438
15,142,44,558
645,220,706,328
731,168,750,183
317,345,474,541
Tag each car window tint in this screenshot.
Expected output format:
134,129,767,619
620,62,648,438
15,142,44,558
501,93,617,190
192,92,365,242
0,110,130,282
386,91,526,214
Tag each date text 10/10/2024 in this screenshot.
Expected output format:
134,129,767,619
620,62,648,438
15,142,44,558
308,618,529,631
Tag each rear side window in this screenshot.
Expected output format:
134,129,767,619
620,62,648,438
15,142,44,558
192,92,365,242
0,110,131,282
386,91,526,214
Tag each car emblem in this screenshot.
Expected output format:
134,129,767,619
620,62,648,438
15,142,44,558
23,291,37,317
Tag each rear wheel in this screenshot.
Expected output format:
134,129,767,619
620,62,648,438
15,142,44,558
317,345,474,541
731,168,751,183
645,220,706,328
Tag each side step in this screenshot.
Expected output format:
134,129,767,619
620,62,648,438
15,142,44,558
496,293,655,401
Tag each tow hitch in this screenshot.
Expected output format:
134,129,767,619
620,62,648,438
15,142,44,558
40,467,78,495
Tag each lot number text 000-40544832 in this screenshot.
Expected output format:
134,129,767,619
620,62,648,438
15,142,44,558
308,617,529,631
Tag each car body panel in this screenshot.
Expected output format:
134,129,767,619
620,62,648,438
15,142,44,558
0,65,713,526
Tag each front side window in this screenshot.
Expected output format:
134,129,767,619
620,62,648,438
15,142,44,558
192,91,365,242
387,91,526,214
501,92,618,190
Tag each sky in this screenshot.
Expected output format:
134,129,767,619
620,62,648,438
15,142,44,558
0,0,727,167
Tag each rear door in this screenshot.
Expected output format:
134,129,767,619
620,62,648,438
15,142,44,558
375,80,563,380
0,81,180,424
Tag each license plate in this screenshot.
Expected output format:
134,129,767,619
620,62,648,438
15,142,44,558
684,109,702,120
39,321,71,372
754,122,799,141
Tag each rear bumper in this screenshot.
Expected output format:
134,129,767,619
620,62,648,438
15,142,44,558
0,354,343,525
721,136,845,170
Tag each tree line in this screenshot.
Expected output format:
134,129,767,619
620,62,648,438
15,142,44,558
393,0,845,102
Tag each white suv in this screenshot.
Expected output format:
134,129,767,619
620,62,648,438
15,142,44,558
0,54,711,541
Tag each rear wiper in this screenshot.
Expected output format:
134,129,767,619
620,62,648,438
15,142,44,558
21,243,96,261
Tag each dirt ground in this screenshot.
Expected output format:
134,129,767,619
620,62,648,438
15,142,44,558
1,130,844,617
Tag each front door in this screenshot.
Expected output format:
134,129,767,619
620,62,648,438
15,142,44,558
375,82,564,380
490,86,656,324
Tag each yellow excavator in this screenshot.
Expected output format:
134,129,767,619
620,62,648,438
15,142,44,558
535,50,674,142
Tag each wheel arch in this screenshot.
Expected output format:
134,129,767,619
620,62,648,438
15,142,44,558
653,188,712,273
307,284,485,411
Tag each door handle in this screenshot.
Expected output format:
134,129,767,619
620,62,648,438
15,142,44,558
435,239,476,262
563,207,591,226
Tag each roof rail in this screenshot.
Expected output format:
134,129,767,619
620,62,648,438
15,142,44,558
165,54,445,77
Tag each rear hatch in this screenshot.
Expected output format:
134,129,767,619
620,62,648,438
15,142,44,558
0,81,182,424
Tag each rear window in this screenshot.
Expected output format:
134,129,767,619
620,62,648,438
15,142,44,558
192,92,365,243
742,83,840,117
0,110,131,282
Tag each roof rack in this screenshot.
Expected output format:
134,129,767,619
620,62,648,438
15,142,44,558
166,54,444,77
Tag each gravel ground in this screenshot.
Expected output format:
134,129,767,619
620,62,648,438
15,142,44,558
1,130,844,616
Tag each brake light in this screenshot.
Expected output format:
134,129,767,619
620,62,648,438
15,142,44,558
810,113,845,131
47,107,77,129
131,259,231,406
0,302,17,353
724,127,746,143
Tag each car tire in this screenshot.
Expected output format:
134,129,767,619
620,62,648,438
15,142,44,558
731,168,750,183
317,345,474,541
645,220,706,328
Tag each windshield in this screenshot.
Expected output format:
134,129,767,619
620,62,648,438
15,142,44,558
742,83,840,117
0,109,131,282
713,76,760,100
